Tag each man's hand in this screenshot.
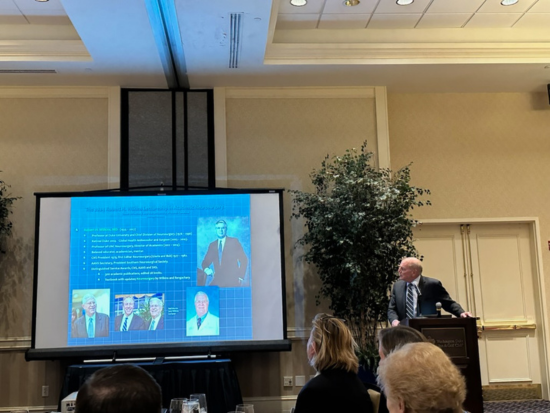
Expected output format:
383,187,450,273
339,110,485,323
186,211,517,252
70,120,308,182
391,320,400,327
204,268,213,276
460,311,473,318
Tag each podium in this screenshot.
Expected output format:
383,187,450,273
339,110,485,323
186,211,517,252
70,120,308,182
406,317,483,413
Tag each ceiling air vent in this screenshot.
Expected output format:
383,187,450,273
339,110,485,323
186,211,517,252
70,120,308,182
0,69,57,74
229,13,243,69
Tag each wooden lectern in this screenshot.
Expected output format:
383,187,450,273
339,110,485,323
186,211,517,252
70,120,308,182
405,317,483,413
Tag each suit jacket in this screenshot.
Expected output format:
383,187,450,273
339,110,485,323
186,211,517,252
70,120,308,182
72,313,110,338
388,275,466,324
114,313,146,331
294,368,373,413
147,315,164,330
186,312,220,336
202,236,248,287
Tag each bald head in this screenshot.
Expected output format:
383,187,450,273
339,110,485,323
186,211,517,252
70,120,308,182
398,257,422,283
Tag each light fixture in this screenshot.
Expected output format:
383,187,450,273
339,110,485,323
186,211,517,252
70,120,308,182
290,0,307,6
35,0,49,2
501,0,518,5
396,0,414,5
344,0,360,6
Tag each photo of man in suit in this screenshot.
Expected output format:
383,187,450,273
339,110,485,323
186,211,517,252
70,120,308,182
201,219,249,288
114,296,146,331
186,290,219,336
388,257,473,326
147,297,164,330
72,293,110,338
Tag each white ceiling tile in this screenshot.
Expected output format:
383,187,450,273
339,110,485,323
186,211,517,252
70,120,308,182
0,0,21,12
277,0,326,14
529,0,550,12
477,0,537,13
367,13,422,28
276,13,319,29
513,12,550,27
426,0,485,14
0,14,27,24
323,0,377,14
318,13,370,29
14,0,65,13
416,13,473,28
465,12,522,27
375,0,432,14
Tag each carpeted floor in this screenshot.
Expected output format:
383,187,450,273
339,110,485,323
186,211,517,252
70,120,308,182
484,400,550,412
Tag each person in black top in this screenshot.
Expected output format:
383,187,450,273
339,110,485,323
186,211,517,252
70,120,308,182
294,313,373,413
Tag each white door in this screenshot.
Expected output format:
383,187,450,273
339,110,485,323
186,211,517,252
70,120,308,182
414,222,547,395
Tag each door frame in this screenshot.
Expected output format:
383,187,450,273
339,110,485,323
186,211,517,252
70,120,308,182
417,217,550,398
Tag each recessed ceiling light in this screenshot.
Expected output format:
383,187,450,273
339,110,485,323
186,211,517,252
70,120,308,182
396,0,414,4
344,0,360,6
290,0,307,6
35,0,49,2
501,0,518,4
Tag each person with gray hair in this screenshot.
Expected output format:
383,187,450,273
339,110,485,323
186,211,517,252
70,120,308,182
147,297,164,330
75,364,162,413
388,257,472,326
377,342,466,413
186,291,219,336
72,294,110,338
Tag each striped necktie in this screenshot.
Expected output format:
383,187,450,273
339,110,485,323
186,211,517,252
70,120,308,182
406,283,417,319
122,317,128,331
149,320,156,330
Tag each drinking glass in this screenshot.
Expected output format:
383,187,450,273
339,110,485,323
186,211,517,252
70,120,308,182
190,393,207,413
182,400,200,413
236,404,254,413
169,398,187,413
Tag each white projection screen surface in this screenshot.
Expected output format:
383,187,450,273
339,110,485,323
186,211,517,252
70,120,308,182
28,190,289,360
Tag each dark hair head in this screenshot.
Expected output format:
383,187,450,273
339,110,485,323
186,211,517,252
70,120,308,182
76,364,162,413
378,325,427,357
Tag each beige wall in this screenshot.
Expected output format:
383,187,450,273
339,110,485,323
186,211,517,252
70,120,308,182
0,95,109,411
387,92,550,303
225,95,378,399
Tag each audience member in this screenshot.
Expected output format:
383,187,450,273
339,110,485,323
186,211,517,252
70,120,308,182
378,325,427,359
377,342,466,413
294,313,373,413
75,364,162,413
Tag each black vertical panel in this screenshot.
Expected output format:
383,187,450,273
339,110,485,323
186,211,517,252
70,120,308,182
175,91,185,188
121,89,214,190
127,91,173,189
186,91,211,188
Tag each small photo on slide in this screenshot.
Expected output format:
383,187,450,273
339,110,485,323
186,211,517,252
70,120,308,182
142,293,165,331
113,294,149,332
186,286,220,337
70,289,110,338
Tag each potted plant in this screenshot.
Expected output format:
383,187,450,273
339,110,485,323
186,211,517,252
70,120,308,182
291,143,430,371
0,172,20,254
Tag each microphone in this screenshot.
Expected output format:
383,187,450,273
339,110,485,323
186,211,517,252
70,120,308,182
436,302,442,318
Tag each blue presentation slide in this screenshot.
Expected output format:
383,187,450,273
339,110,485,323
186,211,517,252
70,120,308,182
67,194,252,346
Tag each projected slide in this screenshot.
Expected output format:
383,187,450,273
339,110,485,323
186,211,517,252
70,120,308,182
67,194,252,346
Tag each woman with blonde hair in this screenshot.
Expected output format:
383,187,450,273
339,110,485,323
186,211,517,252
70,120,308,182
377,342,466,413
294,313,373,413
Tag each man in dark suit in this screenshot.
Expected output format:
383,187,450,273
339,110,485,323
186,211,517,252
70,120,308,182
388,257,472,326
114,296,146,331
72,294,110,338
201,219,248,287
147,297,164,330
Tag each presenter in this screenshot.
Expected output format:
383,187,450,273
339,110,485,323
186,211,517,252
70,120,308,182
114,296,146,331
147,297,164,330
388,257,472,326
186,291,219,336
201,219,248,287
72,294,110,338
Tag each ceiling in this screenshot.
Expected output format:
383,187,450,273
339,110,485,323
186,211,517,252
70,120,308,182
0,0,549,93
